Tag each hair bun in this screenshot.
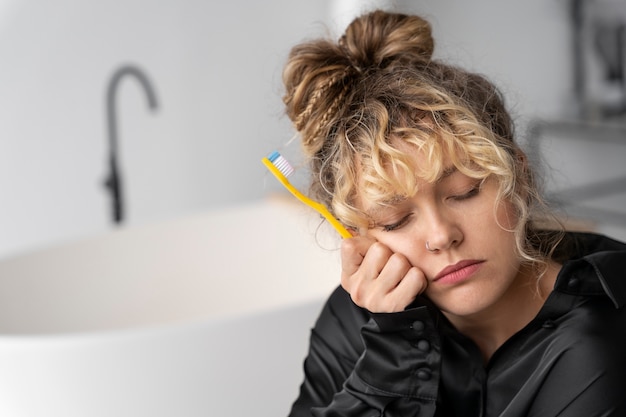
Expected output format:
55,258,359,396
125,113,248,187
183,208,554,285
282,10,435,155
340,10,434,71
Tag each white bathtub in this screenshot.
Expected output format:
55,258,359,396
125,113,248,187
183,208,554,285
0,198,341,416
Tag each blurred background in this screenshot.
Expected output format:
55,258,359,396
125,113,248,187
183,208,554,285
0,0,625,260
0,0,624,416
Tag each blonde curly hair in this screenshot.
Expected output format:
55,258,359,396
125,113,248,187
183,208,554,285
282,10,562,268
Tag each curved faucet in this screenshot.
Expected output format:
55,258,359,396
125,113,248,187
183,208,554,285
104,64,159,224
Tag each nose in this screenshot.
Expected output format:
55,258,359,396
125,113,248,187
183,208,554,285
422,207,463,253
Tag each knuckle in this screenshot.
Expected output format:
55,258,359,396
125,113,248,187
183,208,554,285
388,252,408,267
369,242,391,258
403,269,427,295
350,285,366,306
340,237,359,254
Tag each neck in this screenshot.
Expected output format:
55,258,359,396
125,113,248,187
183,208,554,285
444,260,561,363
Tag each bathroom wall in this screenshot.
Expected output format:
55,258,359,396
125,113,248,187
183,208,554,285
0,0,335,260
394,0,575,122
2,0,621,261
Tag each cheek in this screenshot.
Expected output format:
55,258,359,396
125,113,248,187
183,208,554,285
367,231,420,262
488,217,520,264
494,199,520,231
470,199,519,258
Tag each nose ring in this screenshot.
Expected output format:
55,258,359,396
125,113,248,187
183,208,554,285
426,241,438,253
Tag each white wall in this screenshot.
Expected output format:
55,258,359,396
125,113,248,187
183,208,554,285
0,0,333,260
0,0,596,261
392,0,574,123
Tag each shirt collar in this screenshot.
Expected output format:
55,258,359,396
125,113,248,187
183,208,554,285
553,232,626,309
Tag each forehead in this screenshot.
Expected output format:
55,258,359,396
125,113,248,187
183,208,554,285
360,163,460,209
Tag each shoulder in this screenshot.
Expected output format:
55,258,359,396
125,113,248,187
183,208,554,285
554,231,626,308
531,301,626,413
524,285,626,415
545,289,626,378
545,232,626,366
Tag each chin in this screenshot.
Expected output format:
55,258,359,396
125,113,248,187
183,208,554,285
428,289,497,319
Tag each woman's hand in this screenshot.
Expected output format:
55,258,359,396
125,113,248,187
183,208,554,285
340,236,428,313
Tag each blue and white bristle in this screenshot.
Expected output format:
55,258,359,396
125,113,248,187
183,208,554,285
268,151,295,177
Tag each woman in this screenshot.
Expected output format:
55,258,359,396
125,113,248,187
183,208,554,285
282,9,626,416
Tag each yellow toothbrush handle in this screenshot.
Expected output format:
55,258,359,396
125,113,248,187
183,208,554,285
262,157,352,239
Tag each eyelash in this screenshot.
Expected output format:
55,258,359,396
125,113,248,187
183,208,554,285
452,183,481,201
380,183,482,232
382,214,412,232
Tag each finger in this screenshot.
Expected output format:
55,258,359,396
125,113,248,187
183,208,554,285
340,236,378,277
357,241,394,277
374,252,414,294
365,253,421,312
341,242,393,302
344,243,404,308
386,267,428,311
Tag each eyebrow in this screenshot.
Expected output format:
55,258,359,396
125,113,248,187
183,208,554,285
364,195,408,219
437,165,458,182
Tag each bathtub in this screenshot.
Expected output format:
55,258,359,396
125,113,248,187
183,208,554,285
0,197,341,416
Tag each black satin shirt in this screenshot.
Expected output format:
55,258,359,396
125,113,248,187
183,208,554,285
289,232,626,416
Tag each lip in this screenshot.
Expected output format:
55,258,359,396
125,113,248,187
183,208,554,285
433,260,484,285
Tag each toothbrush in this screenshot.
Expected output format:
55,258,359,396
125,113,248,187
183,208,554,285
262,151,352,239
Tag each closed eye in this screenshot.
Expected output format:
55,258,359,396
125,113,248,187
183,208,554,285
452,183,481,201
381,213,413,232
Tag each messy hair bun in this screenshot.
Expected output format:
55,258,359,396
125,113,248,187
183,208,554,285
339,10,434,72
282,10,434,154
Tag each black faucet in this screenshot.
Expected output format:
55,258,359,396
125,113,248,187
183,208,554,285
104,65,159,224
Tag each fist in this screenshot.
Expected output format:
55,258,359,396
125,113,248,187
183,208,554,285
340,236,427,313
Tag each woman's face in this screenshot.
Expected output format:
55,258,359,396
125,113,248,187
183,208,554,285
359,150,526,321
